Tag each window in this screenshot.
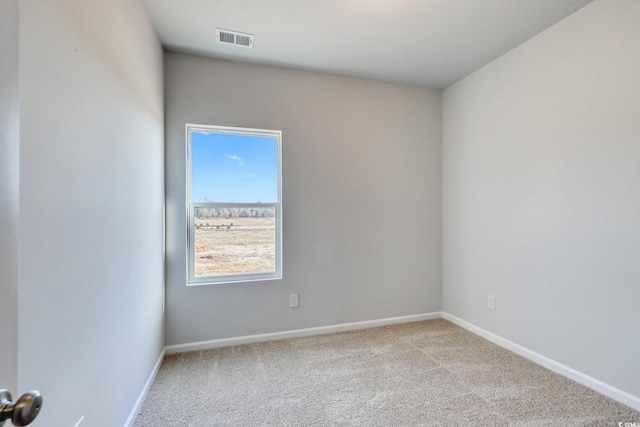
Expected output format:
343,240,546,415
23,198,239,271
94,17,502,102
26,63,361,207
186,124,282,285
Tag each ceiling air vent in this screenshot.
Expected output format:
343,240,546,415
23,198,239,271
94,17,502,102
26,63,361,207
216,29,254,49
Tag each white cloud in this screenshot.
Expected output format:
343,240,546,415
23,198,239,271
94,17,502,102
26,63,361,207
243,173,255,179
225,154,244,166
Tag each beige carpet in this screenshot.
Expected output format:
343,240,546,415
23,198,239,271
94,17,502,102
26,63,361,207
134,319,639,426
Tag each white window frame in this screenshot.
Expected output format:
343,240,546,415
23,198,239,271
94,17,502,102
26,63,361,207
186,124,282,285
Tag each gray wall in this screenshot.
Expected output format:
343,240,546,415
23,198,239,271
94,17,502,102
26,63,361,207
443,0,640,399
18,0,165,425
165,53,442,345
0,0,19,394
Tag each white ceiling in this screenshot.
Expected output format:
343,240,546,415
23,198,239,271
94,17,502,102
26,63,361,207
142,0,594,89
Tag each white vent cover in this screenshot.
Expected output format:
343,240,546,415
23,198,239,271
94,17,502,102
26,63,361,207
216,29,254,48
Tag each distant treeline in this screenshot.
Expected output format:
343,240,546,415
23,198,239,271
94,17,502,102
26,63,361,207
195,207,274,219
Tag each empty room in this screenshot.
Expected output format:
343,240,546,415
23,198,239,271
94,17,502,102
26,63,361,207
1,0,639,426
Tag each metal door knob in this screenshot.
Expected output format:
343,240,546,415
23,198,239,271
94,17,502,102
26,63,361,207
0,390,42,426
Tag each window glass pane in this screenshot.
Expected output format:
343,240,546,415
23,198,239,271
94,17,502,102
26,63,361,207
190,131,278,203
194,207,276,277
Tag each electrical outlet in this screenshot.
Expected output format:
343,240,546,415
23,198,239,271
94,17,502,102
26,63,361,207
487,294,496,310
289,293,299,308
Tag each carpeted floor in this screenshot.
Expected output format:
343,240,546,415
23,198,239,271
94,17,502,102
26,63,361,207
134,319,640,426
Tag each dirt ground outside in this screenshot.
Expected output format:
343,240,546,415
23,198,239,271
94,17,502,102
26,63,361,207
194,216,275,276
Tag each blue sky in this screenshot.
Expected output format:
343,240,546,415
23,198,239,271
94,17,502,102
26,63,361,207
190,131,278,203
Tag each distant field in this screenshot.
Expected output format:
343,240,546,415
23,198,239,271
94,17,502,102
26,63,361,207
194,216,275,276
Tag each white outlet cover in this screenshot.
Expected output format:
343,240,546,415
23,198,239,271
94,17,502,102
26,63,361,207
290,294,299,308
488,294,496,310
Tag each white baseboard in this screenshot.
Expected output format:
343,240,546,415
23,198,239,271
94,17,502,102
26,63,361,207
124,348,166,427
164,312,443,354
443,312,640,412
